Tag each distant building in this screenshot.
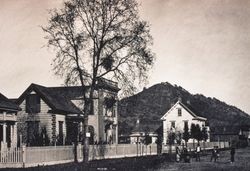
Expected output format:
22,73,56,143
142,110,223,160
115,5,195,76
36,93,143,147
15,78,119,146
161,99,210,145
210,125,250,146
0,93,21,149
129,119,158,144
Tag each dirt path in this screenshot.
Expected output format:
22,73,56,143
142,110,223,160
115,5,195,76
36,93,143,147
150,147,250,171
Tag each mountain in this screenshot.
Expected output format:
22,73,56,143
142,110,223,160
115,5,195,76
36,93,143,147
118,82,250,135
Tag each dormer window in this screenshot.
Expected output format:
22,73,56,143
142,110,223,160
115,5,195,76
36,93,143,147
26,94,41,113
178,108,182,116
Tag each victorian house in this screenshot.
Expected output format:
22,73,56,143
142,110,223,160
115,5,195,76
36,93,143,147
15,78,119,146
0,93,20,149
161,99,209,145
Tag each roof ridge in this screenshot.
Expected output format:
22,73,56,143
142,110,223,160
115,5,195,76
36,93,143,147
30,83,47,88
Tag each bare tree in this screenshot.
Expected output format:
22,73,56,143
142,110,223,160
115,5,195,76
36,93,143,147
42,0,154,162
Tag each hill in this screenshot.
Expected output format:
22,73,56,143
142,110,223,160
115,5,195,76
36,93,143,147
118,82,250,135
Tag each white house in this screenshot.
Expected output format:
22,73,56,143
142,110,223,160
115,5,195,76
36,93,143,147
161,99,209,145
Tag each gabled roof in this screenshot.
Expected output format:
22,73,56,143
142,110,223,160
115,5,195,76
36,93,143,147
16,79,119,115
161,100,207,121
16,84,83,114
0,93,21,111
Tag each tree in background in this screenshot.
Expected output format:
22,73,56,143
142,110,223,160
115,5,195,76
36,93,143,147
167,130,176,160
155,126,163,155
43,0,154,162
144,133,152,145
196,124,203,145
190,123,196,148
202,126,208,150
183,123,190,147
144,132,152,155
191,124,203,148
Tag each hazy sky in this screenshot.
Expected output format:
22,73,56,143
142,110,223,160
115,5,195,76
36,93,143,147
0,0,250,114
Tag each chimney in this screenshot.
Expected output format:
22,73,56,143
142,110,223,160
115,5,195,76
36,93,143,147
178,97,182,102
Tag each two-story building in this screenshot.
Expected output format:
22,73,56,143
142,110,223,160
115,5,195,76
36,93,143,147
15,78,119,146
161,99,209,145
0,93,21,149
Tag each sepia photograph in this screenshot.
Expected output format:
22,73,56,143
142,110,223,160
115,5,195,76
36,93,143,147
0,0,250,170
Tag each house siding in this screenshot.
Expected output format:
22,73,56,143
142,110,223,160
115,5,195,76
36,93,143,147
17,94,67,145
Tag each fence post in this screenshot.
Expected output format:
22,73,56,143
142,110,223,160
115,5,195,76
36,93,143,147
22,145,26,168
116,144,117,156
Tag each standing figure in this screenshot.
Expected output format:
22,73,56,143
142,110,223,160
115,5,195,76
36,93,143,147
196,144,201,161
230,147,235,163
176,146,181,162
183,147,191,163
210,146,217,162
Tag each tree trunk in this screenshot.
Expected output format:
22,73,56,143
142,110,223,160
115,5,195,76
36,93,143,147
193,139,195,150
83,84,95,163
83,115,89,163
203,140,205,153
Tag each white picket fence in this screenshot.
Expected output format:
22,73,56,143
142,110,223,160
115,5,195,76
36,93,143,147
0,148,23,163
25,146,75,167
0,142,229,168
88,144,157,160
0,148,23,168
161,141,230,153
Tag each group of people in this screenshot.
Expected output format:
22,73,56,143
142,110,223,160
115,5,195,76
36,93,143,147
210,146,235,163
175,145,236,163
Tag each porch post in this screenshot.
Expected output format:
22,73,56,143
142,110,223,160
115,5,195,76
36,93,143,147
10,124,13,147
3,123,6,144
115,125,118,144
13,124,17,146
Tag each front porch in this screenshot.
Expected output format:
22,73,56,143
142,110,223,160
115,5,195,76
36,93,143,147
0,112,17,150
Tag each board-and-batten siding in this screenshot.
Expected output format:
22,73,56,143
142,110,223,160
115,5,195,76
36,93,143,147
17,96,66,145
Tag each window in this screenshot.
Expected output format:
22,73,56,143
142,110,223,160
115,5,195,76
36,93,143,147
178,108,182,116
26,94,41,113
58,121,64,145
170,121,175,128
184,121,188,128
